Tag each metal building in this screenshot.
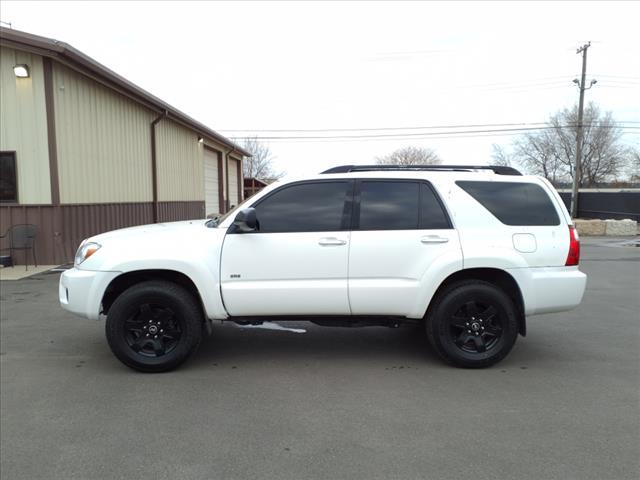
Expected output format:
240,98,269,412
0,27,249,265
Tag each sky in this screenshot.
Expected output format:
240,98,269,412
2,1,639,178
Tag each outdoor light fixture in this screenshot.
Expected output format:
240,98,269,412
13,64,30,78
198,136,204,144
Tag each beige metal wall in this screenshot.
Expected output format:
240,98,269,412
52,63,154,204
3,52,238,208
155,119,204,202
0,47,51,204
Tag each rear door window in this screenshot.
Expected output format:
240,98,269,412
456,181,560,226
359,181,419,230
421,183,452,229
357,180,451,230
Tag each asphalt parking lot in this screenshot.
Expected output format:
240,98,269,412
1,237,639,480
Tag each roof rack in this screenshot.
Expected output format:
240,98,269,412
321,164,522,176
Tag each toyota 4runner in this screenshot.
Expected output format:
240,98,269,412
60,164,586,372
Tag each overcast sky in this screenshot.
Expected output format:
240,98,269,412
2,1,639,178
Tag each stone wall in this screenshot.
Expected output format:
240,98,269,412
574,219,637,236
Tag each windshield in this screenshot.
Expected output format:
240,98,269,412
206,196,254,228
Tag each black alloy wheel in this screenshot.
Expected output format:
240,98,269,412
106,280,203,372
425,280,519,368
123,304,182,358
449,300,504,354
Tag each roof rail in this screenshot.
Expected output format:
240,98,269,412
321,164,522,176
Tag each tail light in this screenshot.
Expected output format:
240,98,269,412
565,226,580,266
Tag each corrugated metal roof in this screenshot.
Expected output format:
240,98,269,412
0,26,250,157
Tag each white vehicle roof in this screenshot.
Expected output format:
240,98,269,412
279,164,543,186
219,164,571,229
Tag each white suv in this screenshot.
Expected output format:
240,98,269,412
60,165,586,372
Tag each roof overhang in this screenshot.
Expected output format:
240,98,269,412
0,27,251,157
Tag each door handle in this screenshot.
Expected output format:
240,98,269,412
318,237,347,246
421,235,449,244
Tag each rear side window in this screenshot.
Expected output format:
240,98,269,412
456,181,560,226
358,181,451,230
421,183,451,229
254,181,350,232
359,181,419,230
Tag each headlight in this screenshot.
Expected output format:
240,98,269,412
74,240,101,266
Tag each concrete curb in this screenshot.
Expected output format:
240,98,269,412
574,218,637,236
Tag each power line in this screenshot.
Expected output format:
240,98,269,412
469,81,572,91
597,79,640,85
592,74,640,81
224,120,640,134
237,125,640,140
240,131,532,144
223,122,639,134
238,129,637,144
221,121,550,134
230,125,640,142
597,85,639,89
234,126,555,140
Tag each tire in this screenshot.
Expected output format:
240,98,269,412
105,280,203,372
425,280,518,368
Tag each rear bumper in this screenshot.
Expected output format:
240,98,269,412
508,266,587,316
59,268,120,320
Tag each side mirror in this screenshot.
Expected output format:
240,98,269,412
233,208,257,232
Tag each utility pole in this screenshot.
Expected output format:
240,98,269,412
570,42,594,219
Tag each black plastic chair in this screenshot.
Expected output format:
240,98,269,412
0,224,38,271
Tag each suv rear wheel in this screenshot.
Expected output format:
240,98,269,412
426,280,518,368
105,281,203,372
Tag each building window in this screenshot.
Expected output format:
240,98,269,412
0,152,18,203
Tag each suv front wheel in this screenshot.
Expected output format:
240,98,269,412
106,280,203,372
426,280,518,368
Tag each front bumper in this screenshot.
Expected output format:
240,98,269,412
59,268,121,320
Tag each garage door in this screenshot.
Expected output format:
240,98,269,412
228,159,241,208
204,149,220,216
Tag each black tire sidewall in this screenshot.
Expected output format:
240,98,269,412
427,282,518,368
106,281,202,372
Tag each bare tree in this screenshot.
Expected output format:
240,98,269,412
512,127,567,184
624,149,640,183
376,146,442,165
238,137,284,182
491,144,512,167
512,103,633,186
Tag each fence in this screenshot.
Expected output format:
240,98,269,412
557,190,640,221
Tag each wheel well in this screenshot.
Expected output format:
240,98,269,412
431,268,527,336
101,270,204,318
